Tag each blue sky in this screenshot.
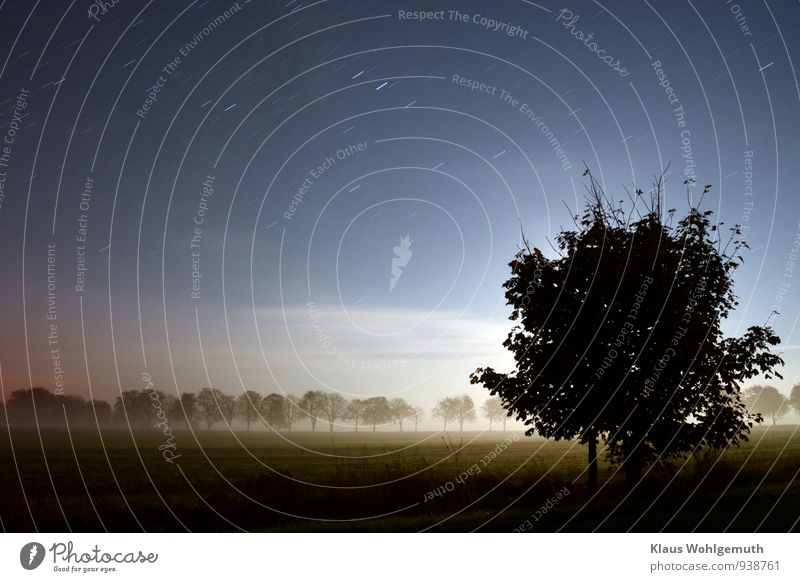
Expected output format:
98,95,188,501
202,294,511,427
1,0,799,418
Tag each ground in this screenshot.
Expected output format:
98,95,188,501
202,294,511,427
1,426,798,532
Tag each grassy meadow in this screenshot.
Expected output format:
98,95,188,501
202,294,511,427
1,426,798,532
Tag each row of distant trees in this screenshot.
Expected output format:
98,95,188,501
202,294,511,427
0,387,513,432
4,385,796,432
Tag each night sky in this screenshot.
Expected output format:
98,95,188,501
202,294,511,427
1,0,799,416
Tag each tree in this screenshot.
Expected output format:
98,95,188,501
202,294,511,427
321,392,348,432
217,393,237,427
789,384,800,416
262,393,287,430
283,394,301,431
452,395,476,432
237,391,263,431
388,398,414,431
196,387,223,430
432,397,456,430
744,385,789,426
59,394,90,425
113,390,150,427
300,390,327,432
179,392,198,428
482,397,507,431
345,398,366,432
471,174,784,492
90,399,112,426
410,406,424,432
362,397,390,432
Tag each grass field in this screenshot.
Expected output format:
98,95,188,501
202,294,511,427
1,425,799,532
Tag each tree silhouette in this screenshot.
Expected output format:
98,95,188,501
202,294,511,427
113,390,150,427
196,387,223,430
237,391,263,431
410,406,424,431
452,395,476,432
471,174,784,492
262,393,287,430
362,397,390,432
388,398,414,431
282,394,301,432
432,397,456,430
178,392,198,428
321,392,348,432
300,390,327,432
345,398,366,432
744,385,789,426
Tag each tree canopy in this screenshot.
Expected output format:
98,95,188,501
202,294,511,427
471,173,784,489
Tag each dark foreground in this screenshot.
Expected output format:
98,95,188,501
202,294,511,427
1,426,798,532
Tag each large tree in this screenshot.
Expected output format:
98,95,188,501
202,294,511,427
744,385,789,426
471,175,783,492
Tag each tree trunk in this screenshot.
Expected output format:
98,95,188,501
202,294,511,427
330,421,334,432
399,420,403,432
489,419,493,431
587,429,598,495
502,417,507,431
246,418,251,432
372,423,376,432
459,419,464,432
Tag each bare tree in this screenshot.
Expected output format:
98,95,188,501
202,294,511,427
389,398,414,431
262,393,287,431
452,395,476,432
482,396,507,431
410,406,424,431
300,390,327,432
237,391,263,431
432,396,456,430
345,398,366,432
321,393,348,432
218,393,237,427
362,397,390,432
283,394,301,432
196,387,223,430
